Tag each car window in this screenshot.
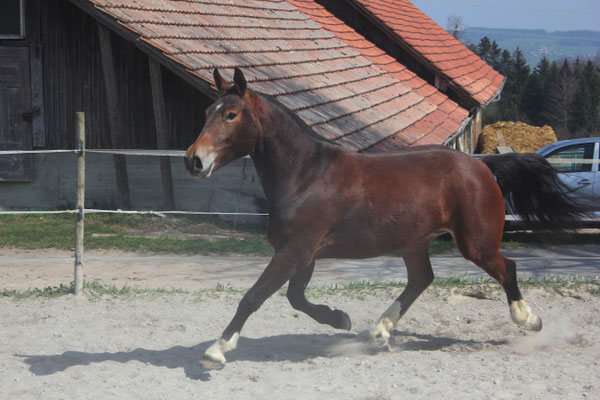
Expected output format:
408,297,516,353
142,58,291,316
546,143,595,173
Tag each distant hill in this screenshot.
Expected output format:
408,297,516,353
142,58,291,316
461,28,600,66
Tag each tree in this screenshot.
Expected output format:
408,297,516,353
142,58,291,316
488,40,502,70
446,14,467,40
499,47,530,121
545,61,578,139
497,49,513,76
522,56,551,125
535,56,551,78
510,48,530,97
471,37,502,69
570,60,600,136
476,37,492,61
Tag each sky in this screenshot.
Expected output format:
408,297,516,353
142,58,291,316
411,0,600,32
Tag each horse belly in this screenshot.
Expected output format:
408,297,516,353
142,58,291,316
314,189,450,259
314,218,424,259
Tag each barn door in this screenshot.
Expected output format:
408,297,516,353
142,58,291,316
0,46,33,182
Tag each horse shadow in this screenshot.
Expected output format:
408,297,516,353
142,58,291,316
17,330,506,381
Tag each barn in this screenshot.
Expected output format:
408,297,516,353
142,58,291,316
0,0,503,212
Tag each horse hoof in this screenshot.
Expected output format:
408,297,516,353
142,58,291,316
370,335,390,349
203,341,228,365
526,315,543,332
369,330,390,348
510,300,543,332
368,317,394,348
200,359,225,370
332,309,352,330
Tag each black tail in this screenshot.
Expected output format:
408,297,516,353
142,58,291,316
481,153,592,229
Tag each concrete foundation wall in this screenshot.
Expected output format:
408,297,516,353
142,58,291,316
0,153,265,215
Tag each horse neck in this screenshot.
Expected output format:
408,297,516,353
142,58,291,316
250,96,330,199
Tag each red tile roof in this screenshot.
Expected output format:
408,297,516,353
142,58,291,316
77,0,470,151
288,0,468,149
349,0,505,105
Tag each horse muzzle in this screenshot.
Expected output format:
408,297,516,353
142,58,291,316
184,149,216,179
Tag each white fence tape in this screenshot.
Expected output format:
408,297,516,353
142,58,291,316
0,149,76,155
0,209,268,217
85,149,186,157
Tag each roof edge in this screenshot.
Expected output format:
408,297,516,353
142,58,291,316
443,115,474,147
481,76,507,107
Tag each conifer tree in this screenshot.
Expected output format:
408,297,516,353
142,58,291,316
476,37,492,62
498,50,513,77
488,41,501,69
523,56,551,125
571,60,600,136
499,48,530,121
546,60,578,139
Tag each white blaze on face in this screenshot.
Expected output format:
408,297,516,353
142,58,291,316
370,300,402,343
203,332,239,364
509,300,543,331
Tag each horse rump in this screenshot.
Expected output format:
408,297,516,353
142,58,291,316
481,153,594,230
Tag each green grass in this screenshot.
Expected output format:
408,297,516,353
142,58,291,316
0,214,273,256
0,283,73,299
2,277,598,299
0,281,191,299
88,234,272,255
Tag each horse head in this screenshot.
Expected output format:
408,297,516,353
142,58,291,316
184,68,261,178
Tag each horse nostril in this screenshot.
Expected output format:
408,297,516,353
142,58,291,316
193,156,203,172
184,155,202,173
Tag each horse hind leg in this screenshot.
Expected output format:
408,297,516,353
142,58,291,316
456,236,542,332
370,242,434,344
287,259,352,330
502,257,543,331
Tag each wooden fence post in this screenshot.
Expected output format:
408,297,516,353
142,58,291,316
149,58,176,210
97,22,131,210
74,112,86,295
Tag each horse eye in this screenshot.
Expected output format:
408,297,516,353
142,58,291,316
225,112,237,121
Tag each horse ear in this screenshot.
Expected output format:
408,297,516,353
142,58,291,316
213,68,229,94
233,67,247,97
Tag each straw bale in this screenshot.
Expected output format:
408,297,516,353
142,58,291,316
477,121,557,154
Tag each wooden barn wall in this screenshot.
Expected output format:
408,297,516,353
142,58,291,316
162,67,212,150
37,0,209,150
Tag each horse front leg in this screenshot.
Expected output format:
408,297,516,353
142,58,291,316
203,247,312,365
287,259,351,330
370,242,434,346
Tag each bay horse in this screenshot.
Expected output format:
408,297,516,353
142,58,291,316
184,68,589,366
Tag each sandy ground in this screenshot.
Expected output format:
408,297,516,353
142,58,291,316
1,247,599,399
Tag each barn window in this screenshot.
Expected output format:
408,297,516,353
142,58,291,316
0,0,25,39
